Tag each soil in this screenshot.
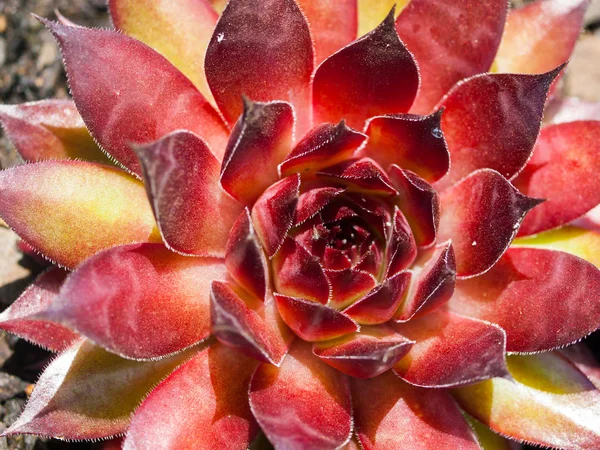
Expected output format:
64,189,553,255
0,1,599,449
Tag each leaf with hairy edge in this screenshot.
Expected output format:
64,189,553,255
47,243,227,360
515,121,600,236
123,344,259,450
2,340,196,440
0,100,109,163
110,0,218,103
313,9,419,130
386,208,417,277
494,0,589,75
221,100,294,206
134,130,241,257
437,169,541,278
205,0,313,135
392,310,509,388
453,352,600,450
352,371,481,450
435,69,561,189
395,0,508,114
0,267,79,352
249,340,353,450
0,161,160,269
41,19,228,174
466,416,522,450
317,158,397,196
449,248,600,353
326,268,377,310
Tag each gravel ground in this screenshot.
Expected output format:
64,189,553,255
0,1,599,449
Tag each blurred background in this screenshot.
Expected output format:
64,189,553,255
0,0,598,449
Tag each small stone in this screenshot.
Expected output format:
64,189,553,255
0,373,28,402
0,16,7,34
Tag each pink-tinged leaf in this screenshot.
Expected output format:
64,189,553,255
313,325,414,379
48,243,227,360
395,0,508,114
392,310,509,387
274,294,358,342
313,9,419,129
389,166,440,247
386,208,417,278
0,161,160,269
3,339,194,440
560,343,600,389
211,281,292,366
494,0,589,74
42,19,228,174
546,97,600,124
124,344,258,450
438,169,541,278
317,158,397,196
205,0,313,134
280,121,366,178
135,130,241,257
252,175,300,257
362,112,449,183
295,0,357,64
395,243,456,321
345,271,411,325
514,121,600,236
436,69,560,189
326,268,377,310
249,340,352,450
272,238,331,304
225,209,269,301
453,352,600,450
294,187,345,226
0,100,109,163
221,100,294,206
0,267,79,352
109,0,218,103
352,371,481,450
449,247,600,353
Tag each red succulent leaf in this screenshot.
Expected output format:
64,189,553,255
392,309,509,387
280,121,366,178
325,268,377,310
2,340,194,440
453,352,600,449
272,238,331,304
0,267,79,352
274,294,358,342
294,187,346,226
395,0,508,114
317,158,397,196
123,344,259,450
0,100,109,163
389,165,440,247
109,0,218,103
313,325,414,379
312,8,419,129
386,208,417,278
495,0,589,74
249,340,353,450
345,271,412,325
211,281,293,366
450,247,600,353
395,243,456,321
438,169,542,278
515,121,600,236
205,0,313,134
41,19,228,175
0,161,160,269
225,209,269,301
46,243,227,360
221,99,294,206
295,0,357,65
352,371,481,450
134,130,241,257
435,68,561,189
362,111,449,183
252,175,300,257
355,241,383,276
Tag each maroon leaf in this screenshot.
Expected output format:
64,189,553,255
317,158,397,196
326,268,377,310
386,208,417,278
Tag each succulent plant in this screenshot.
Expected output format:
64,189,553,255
1,0,600,448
